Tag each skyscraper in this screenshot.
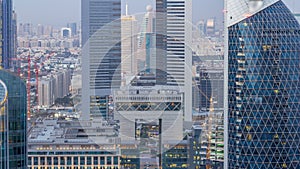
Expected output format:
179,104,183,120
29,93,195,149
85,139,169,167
1,0,15,69
67,22,77,36
137,5,155,74
0,70,27,168
81,0,121,120
156,0,193,122
225,0,300,168
121,11,137,77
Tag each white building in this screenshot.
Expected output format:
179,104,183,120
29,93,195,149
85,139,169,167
38,76,56,108
121,13,137,77
156,0,193,122
114,86,184,143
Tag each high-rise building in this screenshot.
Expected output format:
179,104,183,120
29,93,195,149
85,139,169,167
1,0,15,69
137,5,156,74
0,70,27,168
114,86,183,142
121,13,137,77
67,22,77,36
61,27,72,38
156,0,193,122
81,0,121,120
295,13,300,23
225,0,300,168
12,10,17,69
38,76,56,108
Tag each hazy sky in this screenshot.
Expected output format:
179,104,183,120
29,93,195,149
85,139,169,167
14,0,300,27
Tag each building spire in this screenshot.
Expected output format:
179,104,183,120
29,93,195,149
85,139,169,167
125,1,129,16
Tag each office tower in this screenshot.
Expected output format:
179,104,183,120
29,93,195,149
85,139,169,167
162,126,202,169
81,0,121,120
155,0,167,85
114,86,183,142
225,0,300,168
1,0,14,69
137,5,155,74
156,0,193,121
61,28,72,38
0,70,27,168
67,22,77,36
12,11,17,68
121,10,137,77
198,60,224,111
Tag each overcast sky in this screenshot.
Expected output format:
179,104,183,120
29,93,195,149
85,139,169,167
14,0,300,27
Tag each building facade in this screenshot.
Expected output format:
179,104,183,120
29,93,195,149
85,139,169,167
28,118,120,169
155,0,193,122
225,0,300,168
1,0,15,69
81,0,121,120
0,70,27,168
114,86,183,142
121,14,137,77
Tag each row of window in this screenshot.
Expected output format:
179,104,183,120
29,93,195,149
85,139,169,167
28,156,119,166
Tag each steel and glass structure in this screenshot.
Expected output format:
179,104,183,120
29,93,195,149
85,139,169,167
225,0,300,168
1,0,15,69
0,70,27,168
156,0,193,122
81,0,121,120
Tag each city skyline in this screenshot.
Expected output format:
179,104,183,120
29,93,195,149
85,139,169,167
2,0,300,168
14,0,300,27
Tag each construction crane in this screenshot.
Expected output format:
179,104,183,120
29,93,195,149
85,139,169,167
27,53,31,120
34,61,39,106
206,97,214,169
197,87,215,169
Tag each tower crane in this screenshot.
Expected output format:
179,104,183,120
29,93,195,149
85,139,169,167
197,88,215,169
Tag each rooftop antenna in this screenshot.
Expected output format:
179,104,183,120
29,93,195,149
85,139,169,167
125,1,129,16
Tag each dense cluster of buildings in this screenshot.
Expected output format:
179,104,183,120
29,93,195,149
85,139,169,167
0,0,298,169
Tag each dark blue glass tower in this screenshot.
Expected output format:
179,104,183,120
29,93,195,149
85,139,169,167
226,0,300,168
0,70,27,168
1,0,14,69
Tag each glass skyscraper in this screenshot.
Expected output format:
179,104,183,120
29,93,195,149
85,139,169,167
225,0,300,168
81,0,121,120
0,70,27,168
1,0,15,69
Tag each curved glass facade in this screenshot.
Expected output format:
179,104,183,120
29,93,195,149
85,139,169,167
227,1,300,168
0,80,8,168
0,70,27,168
